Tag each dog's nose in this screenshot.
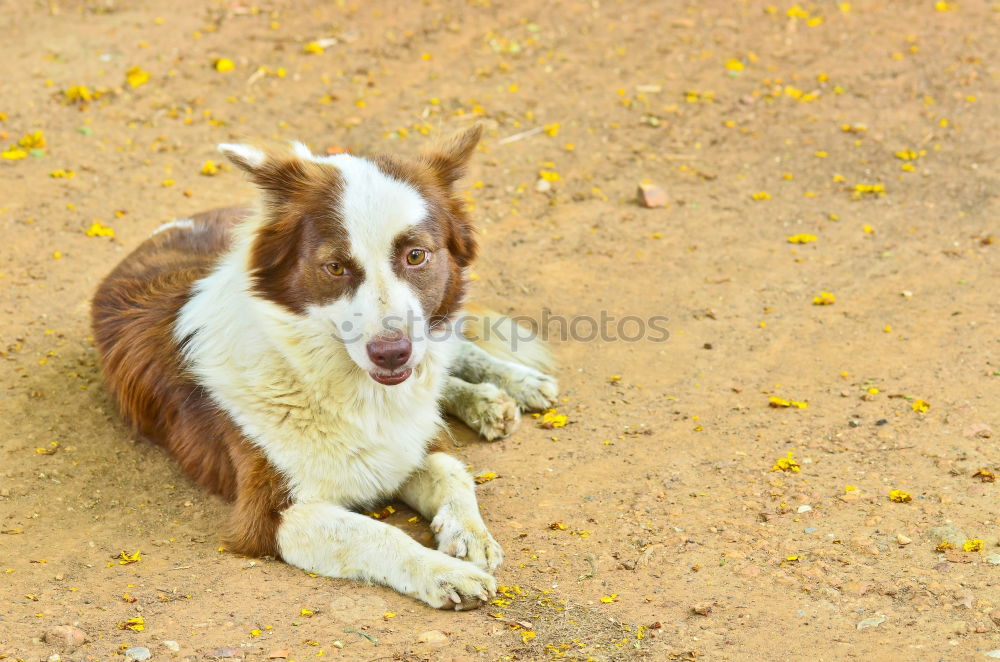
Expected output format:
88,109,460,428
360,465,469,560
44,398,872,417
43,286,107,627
366,335,412,370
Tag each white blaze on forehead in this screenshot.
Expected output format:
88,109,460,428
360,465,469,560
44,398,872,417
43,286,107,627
324,154,428,264
295,147,433,374
291,147,428,262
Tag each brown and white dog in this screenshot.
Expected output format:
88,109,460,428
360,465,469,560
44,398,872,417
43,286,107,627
91,126,558,609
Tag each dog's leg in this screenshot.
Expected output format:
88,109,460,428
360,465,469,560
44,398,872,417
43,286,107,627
451,340,559,411
397,452,503,573
277,501,496,610
441,375,520,441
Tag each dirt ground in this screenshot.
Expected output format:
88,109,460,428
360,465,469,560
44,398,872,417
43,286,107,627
2,0,1000,660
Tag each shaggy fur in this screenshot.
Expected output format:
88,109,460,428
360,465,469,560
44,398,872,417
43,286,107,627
92,127,558,609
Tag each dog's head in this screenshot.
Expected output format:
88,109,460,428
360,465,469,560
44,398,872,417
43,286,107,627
218,126,480,386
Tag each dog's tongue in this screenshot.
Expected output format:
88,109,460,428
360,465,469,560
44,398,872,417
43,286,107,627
370,368,412,386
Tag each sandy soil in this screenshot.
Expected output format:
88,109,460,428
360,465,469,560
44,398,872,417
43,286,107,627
2,0,1000,660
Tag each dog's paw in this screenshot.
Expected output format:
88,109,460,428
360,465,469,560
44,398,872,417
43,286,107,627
410,552,497,611
431,502,504,573
465,382,521,441
500,367,559,411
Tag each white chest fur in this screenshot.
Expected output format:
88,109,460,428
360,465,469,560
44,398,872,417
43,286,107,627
174,243,456,507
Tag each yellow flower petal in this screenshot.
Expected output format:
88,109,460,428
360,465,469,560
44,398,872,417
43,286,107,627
126,66,150,88
85,222,115,238
474,471,498,484
1,146,28,160
888,489,911,503
787,234,817,244
771,451,800,473
963,539,983,553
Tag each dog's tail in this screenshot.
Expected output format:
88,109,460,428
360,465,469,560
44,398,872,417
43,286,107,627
459,303,555,374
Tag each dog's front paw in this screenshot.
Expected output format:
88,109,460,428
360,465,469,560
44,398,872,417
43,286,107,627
410,552,497,611
466,382,521,441
431,502,504,573
501,367,559,411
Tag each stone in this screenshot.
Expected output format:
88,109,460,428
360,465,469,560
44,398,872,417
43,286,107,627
43,626,87,653
205,649,241,659
691,602,713,615
162,642,180,653
984,553,1000,565
125,647,152,661
534,178,551,193
416,630,449,648
927,525,967,547
637,183,669,208
856,614,886,630
267,651,289,659
896,534,912,546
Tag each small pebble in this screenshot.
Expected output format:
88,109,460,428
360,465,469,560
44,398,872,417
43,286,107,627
205,648,241,659
43,625,87,653
637,183,669,208
267,651,289,660
896,534,912,546
162,642,180,653
803,527,818,534
796,505,812,514
856,614,886,630
985,651,1000,659
416,630,449,648
691,602,713,615
48,656,61,662
875,418,888,426
985,553,1000,565
534,178,551,193
848,419,861,428
126,647,152,661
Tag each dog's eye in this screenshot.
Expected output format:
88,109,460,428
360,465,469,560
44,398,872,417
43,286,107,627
325,263,345,277
406,249,427,266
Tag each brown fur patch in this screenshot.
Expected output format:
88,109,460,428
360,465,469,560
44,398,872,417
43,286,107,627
245,158,361,315
223,438,291,557
91,205,290,557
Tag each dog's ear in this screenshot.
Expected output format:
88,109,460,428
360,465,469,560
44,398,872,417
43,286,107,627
218,143,334,201
218,143,268,173
422,124,482,186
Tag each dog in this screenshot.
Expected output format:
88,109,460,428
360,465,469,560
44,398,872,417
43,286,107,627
91,125,559,609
